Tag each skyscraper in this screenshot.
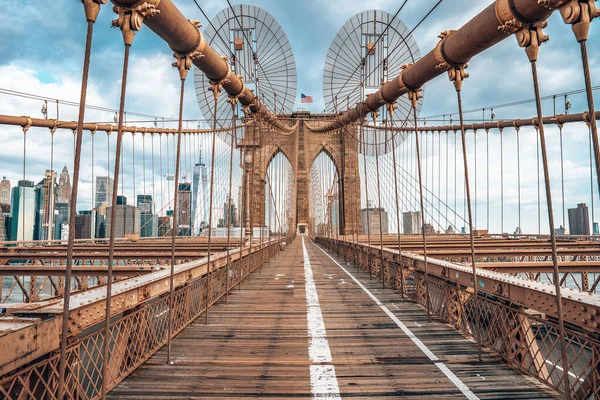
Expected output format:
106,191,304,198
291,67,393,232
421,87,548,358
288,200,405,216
94,206,106,239
34,181,45,240
220,197,238,228
106,203,141,238
10,180,35,241
158,216,171,237
137,194,154,214
192,154,209,232
33,170,56,241
568,203,590,235
57,166,72,204
360,206,389,235
177,181,192,236
138,194,157,237
95,176,114,208
403,211,421,234
74,211,95,239
54,202,69,240
140,213,158,237
0,177,11,205
192,156,202,231
0,203,10,241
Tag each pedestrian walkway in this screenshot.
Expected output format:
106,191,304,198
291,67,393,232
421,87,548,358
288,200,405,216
109,237,557,399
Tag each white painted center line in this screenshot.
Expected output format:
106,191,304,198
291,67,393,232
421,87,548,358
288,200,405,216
311,239,479,400
302,237,342,399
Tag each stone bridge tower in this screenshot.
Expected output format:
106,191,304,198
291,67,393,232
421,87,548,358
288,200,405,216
242,113,361,236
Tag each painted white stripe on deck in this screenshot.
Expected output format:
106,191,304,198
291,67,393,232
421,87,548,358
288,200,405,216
302,237,342,399
311,239,479,400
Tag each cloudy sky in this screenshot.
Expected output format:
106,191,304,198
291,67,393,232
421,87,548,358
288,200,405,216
0,0,599,234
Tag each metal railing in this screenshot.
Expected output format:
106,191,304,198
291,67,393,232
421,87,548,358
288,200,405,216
317,236,600,399
0,240,281,399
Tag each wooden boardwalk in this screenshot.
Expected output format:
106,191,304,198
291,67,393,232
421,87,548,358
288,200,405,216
109,237,558,399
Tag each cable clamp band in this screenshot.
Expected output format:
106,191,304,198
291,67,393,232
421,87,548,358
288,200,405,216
433,30,457,70
513,120,521,132
495,0,534,34
532,117,539,129
50,120,58,135
21,117,32,134
172,20,206,80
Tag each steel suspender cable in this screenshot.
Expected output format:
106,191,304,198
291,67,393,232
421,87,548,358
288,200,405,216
537,124,541,234
486,128,489,231
425,131,428,227
225,101,236,302
571,14,600,220
58,2,99,397
389,104,405,300
166,128,171,216
474,129,477,230
408,86,430,321
517,124,522,232
352,124,361,271
374,112,385,288
160,133,163,219
205,90,220,325
446,130,448,230
247,121,257,284
520,25,570,397
166,74,187,363
91,128,95,239
590,125,595,232
432,131,435,229
152,132,156,230
438,131,441,230
454,130,457,230
101,30,130,400
450,64,482,362
49,125,56,243
558,122,565,230
500,126,504,234
361,113,372,280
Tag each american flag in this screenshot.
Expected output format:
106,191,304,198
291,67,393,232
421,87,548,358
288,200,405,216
301,93,313,103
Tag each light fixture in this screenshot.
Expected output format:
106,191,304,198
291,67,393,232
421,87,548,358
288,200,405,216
113,112,118,123
41,101,48,119
491,108,496,120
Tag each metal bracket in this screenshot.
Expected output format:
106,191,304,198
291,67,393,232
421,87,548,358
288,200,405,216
516,21,549,62
558,0,600,41
112,0,160,45
448,63,469,92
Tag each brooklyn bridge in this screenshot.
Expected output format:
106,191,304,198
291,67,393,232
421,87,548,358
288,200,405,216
0,0,599,398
